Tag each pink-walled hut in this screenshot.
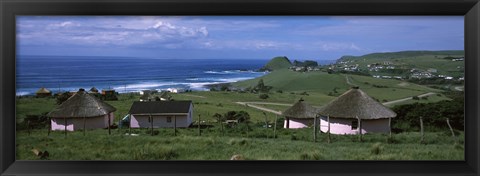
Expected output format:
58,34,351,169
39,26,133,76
318,87,397,135
47,88,116,131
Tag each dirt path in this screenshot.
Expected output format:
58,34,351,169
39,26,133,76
345,75,357,86
382,92,436,106
236,92,437,114
181,94,206,98
235,102,283,115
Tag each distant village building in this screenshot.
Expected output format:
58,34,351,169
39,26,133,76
47,88,116,131
166,88,185,93
89,87,99,93
318,87,397,135
101,89,118,101
128,101,193,128
282,99,320,129
35,87,52,98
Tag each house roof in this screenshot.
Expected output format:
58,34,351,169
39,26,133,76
48,89,116,118
140,93,157,101
129,101,192,114
159,91,171,99
36,87,51,94
318,87,397,119
90,87,99,92
282,99,320,119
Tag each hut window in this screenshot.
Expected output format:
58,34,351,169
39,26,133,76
351,121,358,130
167,117,172,123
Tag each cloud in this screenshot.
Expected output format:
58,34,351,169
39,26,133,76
18,17,210,48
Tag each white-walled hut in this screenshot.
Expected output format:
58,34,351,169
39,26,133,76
128,101,193,128
282,99,320,129
47,88,116,131
36,87,52,98
318,87,397,135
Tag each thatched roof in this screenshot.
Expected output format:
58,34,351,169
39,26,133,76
90,87,99,93
318,87,396,119
48,89,116,118
36,87,51,94
282,99,320,119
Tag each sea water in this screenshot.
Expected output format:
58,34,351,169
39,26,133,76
16,55,269,95
16,55,336,96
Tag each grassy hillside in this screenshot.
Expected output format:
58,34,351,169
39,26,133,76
232,69,445,102
337,50,464,77
260,56,292,71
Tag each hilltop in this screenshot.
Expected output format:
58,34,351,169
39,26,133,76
337,50,464,62
259,56,292,71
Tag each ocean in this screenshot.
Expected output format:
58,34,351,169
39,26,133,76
16,55,336,96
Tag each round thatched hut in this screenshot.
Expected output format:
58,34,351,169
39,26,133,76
282,99,320,129
89,87,99,93
318,87,396,134
35,87,52,98
47,88,116,131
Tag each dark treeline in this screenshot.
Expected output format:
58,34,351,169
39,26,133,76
391,91,464,133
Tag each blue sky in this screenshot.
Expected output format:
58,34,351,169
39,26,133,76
17,16,464,60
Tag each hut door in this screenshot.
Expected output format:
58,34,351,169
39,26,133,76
351,121,358,130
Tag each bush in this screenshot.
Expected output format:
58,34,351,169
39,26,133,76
412,96,420,100
259,94,269,99
371,142,383,155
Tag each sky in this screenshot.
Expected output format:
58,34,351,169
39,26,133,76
16,16,464,60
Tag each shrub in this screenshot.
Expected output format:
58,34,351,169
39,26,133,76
412,96,420,100
259,94,269,99
371,142,382,155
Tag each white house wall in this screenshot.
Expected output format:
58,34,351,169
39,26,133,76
319,116,390,135
130,115,191,128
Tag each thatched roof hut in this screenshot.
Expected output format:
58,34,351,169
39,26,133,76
89,87,99,93
48,88,117,131
48,88,116,118
318,87,396,119
283,98,319,119
35,87,52,97
318,87,396,134
282,99,320,129
36,87,51,94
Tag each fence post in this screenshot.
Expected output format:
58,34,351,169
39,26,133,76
327,115,331,143
357,116,362,142
446,118,457,144
198,115,201,136
313,115,318,143
420,116,424,143
273,115,278,139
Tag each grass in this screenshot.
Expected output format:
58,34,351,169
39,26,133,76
15,70,461,160
16,127,464,160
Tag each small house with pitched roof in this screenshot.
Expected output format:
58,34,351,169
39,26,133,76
128,101,193,128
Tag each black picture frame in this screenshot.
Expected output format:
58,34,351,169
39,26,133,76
1,0,479,175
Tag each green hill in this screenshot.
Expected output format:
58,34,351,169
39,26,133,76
260,56,292,71
232,69,444,102
338,50,464,62
336,50,465,78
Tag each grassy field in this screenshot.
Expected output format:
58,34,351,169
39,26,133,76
16,70,462,160
17,128,464,160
